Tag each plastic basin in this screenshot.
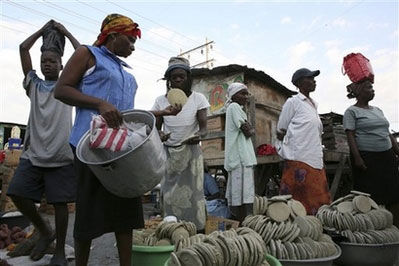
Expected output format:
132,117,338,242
132,245,174,266
279,244,341,266
163,254,282,266
335,242,399,266
0,212,31,229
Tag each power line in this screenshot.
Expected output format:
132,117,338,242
5,0,97,34
3,2,171,64
0,24,28,34
71,0,178,54
38,0,98,25
2,14,39,29
1,13,166,71
103,0,191,48
105,0,199,45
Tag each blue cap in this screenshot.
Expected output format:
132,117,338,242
291,68,320,85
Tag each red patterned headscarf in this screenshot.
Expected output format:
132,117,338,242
94,14,141,46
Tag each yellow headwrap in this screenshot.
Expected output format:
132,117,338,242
94,14,141,46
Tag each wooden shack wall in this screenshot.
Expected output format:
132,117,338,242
191,71,291,158
246,78,290,147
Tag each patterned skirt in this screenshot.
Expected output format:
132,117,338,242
161,144,206,230
279,160,331,215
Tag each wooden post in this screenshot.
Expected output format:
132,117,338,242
248,95,256,148
329,153,347,200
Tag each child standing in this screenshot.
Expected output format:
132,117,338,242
7,20,79,266
224,82,257,222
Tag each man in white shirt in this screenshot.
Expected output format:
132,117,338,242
276,68,331,215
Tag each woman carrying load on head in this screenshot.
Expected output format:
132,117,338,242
276,68,331,215
344,79,399,226
54,14,179,266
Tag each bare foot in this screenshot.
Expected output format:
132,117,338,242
29,232,55,261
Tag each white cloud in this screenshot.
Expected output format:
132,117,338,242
367,22,389,30
281,16,292,24
324,40,342,48
332,18,349,27
230,24,239,30
287,41,315,67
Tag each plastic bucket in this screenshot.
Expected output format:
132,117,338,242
132,245,174,266
76,110,166,198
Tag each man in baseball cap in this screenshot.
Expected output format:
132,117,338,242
291,68,320,86
276,67,331,215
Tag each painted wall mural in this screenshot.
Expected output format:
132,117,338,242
192,73,244,116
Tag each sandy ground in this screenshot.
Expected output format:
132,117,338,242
43,212,120,266
41,202,159,266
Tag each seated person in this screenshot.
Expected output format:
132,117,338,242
204,165,230,218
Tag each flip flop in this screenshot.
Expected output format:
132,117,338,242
29,233,56,261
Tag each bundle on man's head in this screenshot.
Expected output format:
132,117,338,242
40,20,65,57
94,13,141,46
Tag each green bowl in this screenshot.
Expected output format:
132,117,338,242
163,253,281,266
266,254,282,266
132,245,175,266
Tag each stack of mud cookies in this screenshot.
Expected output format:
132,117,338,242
243,195,339,260
133,221,196,246
168,227,269,266
316,191,399,244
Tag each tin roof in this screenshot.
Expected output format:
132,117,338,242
191,64,295,96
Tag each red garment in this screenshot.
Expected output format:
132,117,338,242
279,160,331,215
256,144,277,156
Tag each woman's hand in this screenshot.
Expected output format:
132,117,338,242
240,121,255,138
158,131,171,142
98,101,122,128
354,156,367,171
277,129,287,141
163,104,182,116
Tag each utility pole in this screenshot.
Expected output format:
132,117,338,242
178,38,215,69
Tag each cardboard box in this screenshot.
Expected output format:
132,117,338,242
205,216,240,234
4,149,23,167
201,138,224,153
207,115,225,132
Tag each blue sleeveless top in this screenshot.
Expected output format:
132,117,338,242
69,45,137,147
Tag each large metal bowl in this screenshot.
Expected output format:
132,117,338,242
335,242,399,266
76,110,166,198
279,244,341,266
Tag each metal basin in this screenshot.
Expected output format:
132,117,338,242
335,242,399,266
279,244,341,266
76,110,166,198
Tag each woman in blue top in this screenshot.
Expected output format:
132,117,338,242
344,79,399,226
55,14,178,266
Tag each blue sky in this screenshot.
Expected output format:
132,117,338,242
1,0,398,130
